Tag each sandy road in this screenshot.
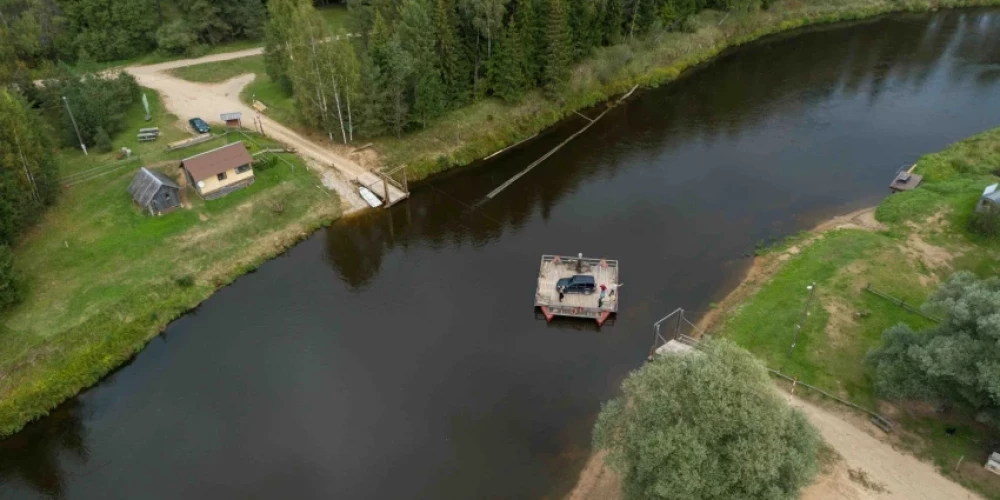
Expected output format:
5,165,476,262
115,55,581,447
124,39,398,213
793,396,983,500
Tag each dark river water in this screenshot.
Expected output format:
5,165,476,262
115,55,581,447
3,8,1000,499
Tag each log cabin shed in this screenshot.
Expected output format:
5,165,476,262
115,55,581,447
180,142,255,200
128,167,181,215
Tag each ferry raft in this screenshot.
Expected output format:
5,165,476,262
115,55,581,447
534,254,620,326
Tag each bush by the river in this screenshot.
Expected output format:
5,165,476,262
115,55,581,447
593,340,819,500
868,272,1000,428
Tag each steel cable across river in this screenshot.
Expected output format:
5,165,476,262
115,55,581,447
2,8,1000,499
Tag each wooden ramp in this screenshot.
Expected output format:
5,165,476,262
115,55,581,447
355,169,409,208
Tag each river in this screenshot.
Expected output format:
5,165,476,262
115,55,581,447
2,8,999,499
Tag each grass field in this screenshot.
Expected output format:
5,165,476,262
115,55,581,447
318,4,355,34
712,128,1000,498
169,55,266,84
55,87,205,180
240,69,303,130
0,89,342,437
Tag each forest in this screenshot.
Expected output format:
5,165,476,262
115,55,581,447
266,0,766,141
0,0,769,311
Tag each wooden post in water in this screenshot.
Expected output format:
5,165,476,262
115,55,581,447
382,172,390,207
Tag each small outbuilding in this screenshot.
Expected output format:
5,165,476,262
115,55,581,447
220,112,242,130
976,183,1000,214
179,142,255,200
128,167,181,215
986,452,1000,476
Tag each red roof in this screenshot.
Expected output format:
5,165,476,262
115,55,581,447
181,142,252,181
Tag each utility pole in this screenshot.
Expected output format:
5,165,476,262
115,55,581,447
62,96,87,156
788,282,817,357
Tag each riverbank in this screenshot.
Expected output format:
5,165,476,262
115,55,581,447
0,0,996,448
569,127,1000,499
166,0,1000,182
372,0,1000,181
0,92,345,437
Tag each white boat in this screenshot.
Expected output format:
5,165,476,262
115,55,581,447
359,186,383,208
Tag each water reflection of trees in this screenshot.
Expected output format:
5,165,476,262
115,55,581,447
323,10,1000,290
0,400,87,498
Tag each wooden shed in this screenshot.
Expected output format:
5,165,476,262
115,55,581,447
220,112,242,130
180,142,255,200
128,167,181,215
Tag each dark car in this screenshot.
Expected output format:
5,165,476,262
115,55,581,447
556,275,596,295
189,117,210,134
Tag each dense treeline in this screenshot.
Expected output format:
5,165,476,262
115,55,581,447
37,70,141,152
266,0,765,142
0,0,270,71
0,89,60,309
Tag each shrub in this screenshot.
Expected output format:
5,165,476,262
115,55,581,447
254,154,278,171
94,126,112,153
174,275,195,288
0,245,22,310
594,340,819,500
968,210,1000,237
157,20,199,56
868,272,1000,427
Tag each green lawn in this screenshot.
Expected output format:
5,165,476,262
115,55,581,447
714,128,1000,498
0,88,342,437
169,55,266,84
318,4,355,35
241,71,302,130
55,87,198,180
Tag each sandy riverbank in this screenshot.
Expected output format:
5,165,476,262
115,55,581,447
562,205,985,500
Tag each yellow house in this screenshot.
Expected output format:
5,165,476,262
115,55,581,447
180,142,255,200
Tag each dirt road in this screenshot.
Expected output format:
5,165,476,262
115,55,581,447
124,41,399,213
566,394,982,500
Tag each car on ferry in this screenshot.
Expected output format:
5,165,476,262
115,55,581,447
556,275,596,295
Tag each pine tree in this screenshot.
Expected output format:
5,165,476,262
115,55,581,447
515,0,543,85
412,69,448,127
379,33,414,137
434,0,469,106
569,0,599,61
356,55,388,138
490,18,528,102
542,0,572,93
401,0,448,127
603,0,624,45
264,0,302,94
